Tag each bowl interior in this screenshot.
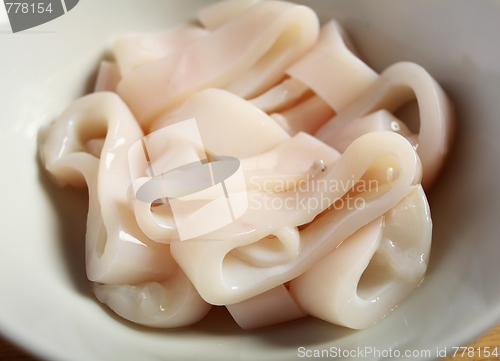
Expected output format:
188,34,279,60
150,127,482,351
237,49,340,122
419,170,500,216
1,1,500,360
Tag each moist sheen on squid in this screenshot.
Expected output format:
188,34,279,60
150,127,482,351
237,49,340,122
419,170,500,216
170,131,421,305
290,185,432,329
117,1,319,126
39,0,454,330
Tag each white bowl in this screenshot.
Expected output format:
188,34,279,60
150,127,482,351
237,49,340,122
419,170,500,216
1,1,500,360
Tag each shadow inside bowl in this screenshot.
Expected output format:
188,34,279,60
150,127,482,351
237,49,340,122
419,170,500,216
100,302,357,349
37,151,92,298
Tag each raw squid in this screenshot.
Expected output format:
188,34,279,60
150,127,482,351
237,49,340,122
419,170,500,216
92,267,211,328
40,0,454,330
286,20,379,112
315,62,454,188
226,284,306,329
290,185,432,329
41,92,175,285
197,0,262,31
150,88,291,158
94,61,121,93
41,92,210,327
117,0,319,126
113,23,209,77
169,131,421,305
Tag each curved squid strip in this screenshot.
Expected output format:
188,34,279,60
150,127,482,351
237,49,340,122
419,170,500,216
226,284,305,329
117,1,319,126
128,177,177,244
197,0,261,31
248,77,311,113
151,88,291,158
170,131,421,305
222,2,319,99
130,119,208,191
113,24,209,77
289,185,431,329
241,131,340,192
127,120,208,243
324,109,413,153
92,267,211,328
315,61,454,188
270,95,335,135
231,226,301,268
128,152,204,244
94,61,121,93
286,20,378,112
42,92,175,284
128,132,338,243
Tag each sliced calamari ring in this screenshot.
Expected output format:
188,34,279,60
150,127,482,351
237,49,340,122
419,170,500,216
42,92,175,285
113,23,209,76
286,20,378,112
241,131,340,192
170,131,421,305
289,185,431,329
93,267,211,328
151,88,291,158
127,141,203,244
315,61,454,188
127,132,338,243
118,1,319,126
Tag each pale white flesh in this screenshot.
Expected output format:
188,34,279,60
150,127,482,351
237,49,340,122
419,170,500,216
315,62,454,188
117,1,319,126
286,20,378,112
42,92,175,285
151,88,291,158
39,0,453,330
270,95,335,135
113,23,209,77
94,61,121,93
42,92,210,327
197,0,262,31
324,109,414,153
92,268,211,328
170,131,421,305
226,284,305,329
240,131,340,193
290,185,431,329
127,131,338,243
249,77,311,113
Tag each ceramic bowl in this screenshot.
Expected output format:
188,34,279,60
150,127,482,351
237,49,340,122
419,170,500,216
1,1,499,360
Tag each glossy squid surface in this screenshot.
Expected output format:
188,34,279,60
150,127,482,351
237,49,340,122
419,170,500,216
41,0,454,330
